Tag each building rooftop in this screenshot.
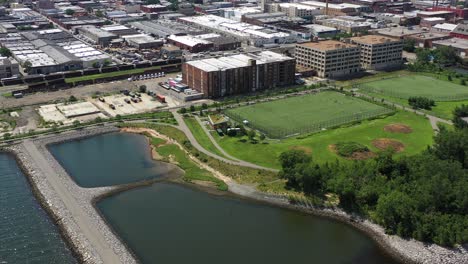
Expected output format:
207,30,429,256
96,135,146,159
303,24,338,32
168,34,212,47
350,35,400,45
433,37,468,50
375,26,425,37
433,23,457,31
297,40,357,51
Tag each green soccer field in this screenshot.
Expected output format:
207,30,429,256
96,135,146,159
225,91,393,138
361,75,468,101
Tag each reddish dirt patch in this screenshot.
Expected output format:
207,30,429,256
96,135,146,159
372,138,405,152
384,123,413,134
328,144,375,160
289,146,312,155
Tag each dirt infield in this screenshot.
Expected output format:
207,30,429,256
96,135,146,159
289,146,312,155
372,138,405,152
384,123,413,134
328,144,375,160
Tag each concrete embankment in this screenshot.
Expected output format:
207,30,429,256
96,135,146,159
6,126,138,264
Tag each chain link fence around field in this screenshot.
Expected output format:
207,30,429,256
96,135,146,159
225,107,394,139
358,83,468,102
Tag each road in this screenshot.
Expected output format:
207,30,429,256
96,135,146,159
172,110,279,172
22,139,122,264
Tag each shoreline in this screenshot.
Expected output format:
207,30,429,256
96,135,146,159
2,127,466,264
122,127,467,264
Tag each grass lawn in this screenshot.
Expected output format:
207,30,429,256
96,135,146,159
183,117,229,159
364,90,468,120
225,91,392,138
65,65,164,83
214,111,434,169
155,143,228,191
360,75,468,101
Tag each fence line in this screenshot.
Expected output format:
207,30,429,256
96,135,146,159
225,107,394,139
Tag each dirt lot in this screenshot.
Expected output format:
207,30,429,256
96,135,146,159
0,73,181,109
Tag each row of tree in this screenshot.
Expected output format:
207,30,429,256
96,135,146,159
278,107,468,246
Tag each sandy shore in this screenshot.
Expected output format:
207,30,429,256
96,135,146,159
124,127,468,264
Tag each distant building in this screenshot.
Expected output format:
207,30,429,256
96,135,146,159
160,44,183,59
141,4,167,13
77,25,118,47
167,34,214,53
0,57,19,78
450,24,468,40
295,40,360,78
433,38,468,58
303,24,340,38
350,35,403,70
406,32,451,48
123,34,164,49
182,51,295,97
432,23,457,33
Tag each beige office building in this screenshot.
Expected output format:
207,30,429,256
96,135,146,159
350,35,403,70
295,40,360,78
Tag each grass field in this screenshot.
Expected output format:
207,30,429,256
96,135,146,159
214,111,434,169
360,75,468,101
225,91,392,138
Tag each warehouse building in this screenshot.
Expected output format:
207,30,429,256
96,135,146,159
0,57,19,78
349,35,403,70
77,25,118,47
295,40,360,78
182,51,295,97
269,3,322,19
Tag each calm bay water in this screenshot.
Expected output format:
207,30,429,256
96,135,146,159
49,132,180,188
47,132,397,264
0,153,76,263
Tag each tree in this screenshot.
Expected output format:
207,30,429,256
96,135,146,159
65,9,75,16
408,96,435,110
279,149,311,171
247,130,256,141
432,126,468,168
461,79,466,86
403,39,416,52
22,60,32,73
448,75,453,81
190,105,195,112
452,104,468,129
95,116,103,123
92,62,100,68
139,85,147,93
202,103,208,109
103,59,111,66
69,95,77,102
95,10,104,17
3,132,11,140
259,133,266,141
72,120,80,127
0,47,11,57
179,107,187,114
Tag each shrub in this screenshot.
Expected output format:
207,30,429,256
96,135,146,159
408,96,435,110
335,142,369,157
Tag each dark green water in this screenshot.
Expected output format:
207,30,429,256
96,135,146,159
98,183,398,264
49,132,180,188
0,153,76,263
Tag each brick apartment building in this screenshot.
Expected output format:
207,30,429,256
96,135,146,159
182,51,295,98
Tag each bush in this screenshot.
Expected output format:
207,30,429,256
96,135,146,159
69,95,77,102
335,142,369,157
408,96,435,110
139,85,147,93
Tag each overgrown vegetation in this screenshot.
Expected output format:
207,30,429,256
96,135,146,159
334,142,369,157
278,124,468,247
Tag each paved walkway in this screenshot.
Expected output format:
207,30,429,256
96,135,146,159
22,139,122,264
172,110,278,172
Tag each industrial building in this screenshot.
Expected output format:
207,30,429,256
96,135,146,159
295,40,360,78
182,51,295,97
0,56,19,78
269,3,322,19
77,25,118,47
433,38,468,58
303,24,340,38
178,15,296,47
349,35,403,70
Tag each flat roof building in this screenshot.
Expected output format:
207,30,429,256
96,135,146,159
77,25,118,47
350,35,403,70
295,40,360,78
182,51,295,97
433,38,468,58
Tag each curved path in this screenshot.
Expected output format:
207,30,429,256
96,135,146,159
171,110,278,172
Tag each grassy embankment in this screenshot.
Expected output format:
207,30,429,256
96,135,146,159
213,111,434,170
122,123,279,188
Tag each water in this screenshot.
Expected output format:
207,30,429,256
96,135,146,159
0,153,76,263
50,132,398,264
98,183,398,264
49,132,180,188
